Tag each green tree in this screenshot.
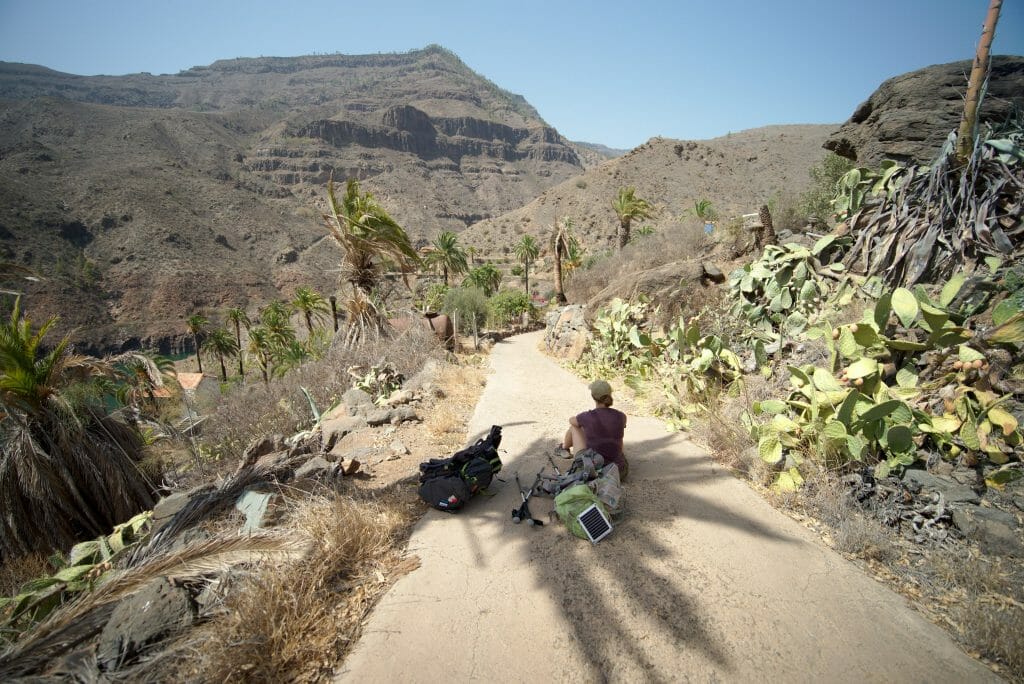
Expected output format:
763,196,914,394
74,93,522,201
114,352,174,415
203,328,240,382
291,287,330,335
463,264,502,297
225,307,250,377
0,300,154,557
322,178,420,344
443,286,489,337
488,289,533,328
186,314,208,374
246,326,273,384
611,187,654,249
271,340,311,378
424,231,469,286
513,235,540,295
259,300,296,349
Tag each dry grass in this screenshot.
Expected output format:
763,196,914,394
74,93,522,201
170,489,420,683
424,359,486,453
692,375,772,481
565,222,709,304
927,553,1024,680
0,553,53,598
194,327,442,476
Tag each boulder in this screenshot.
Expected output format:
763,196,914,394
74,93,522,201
952,505,1023,557
389,439,409,456
294,456,337,482
342,387,374,415
544,304,589,360
97,577,194,671
321,415,365,451
902,469,981,505
234,489,282,532
151,486,210,533
402,359,439,393
365,408,393,426
824,56,1024,167
384,388,415,406
389,406,420,425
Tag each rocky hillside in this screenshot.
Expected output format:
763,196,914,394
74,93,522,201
461,125,835,256
825,55,1024,166
0,46,586,352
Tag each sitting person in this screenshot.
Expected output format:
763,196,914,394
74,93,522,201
558,379,628,481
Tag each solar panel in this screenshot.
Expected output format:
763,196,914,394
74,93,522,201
577,504,612,543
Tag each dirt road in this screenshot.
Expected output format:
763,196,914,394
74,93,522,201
338,331,996,683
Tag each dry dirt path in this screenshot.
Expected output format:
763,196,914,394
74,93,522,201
337,331,996,683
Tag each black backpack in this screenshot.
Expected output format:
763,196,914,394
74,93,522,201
418,425,503,511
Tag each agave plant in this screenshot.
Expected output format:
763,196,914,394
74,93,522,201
842,124,1024,288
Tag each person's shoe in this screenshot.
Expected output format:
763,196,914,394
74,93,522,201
552,445,573,460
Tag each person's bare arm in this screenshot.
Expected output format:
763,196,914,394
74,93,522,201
569,415,580,428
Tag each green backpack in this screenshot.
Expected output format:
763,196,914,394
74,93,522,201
554,485,610,541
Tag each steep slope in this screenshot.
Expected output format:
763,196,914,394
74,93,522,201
0,46,584,351
461,124,835,256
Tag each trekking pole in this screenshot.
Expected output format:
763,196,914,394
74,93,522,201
511,473,543,526
547,454,562,476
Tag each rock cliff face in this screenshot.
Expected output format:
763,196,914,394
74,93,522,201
0,47,585,351
824,56,1024,167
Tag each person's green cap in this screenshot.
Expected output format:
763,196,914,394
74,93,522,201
589,379,612,401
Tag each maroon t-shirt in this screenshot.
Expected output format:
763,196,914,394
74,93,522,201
575,407,627,469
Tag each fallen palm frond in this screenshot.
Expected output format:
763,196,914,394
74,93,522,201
129,450,310,564
0,532,310,679
842,125,1023,288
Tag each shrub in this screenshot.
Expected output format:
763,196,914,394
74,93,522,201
442,286,488,333
799,152,854,225
488,289,533,328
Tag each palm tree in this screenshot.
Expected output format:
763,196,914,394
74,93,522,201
611,187,654,250
0,300,154,557
291,287,330,335
550,219,580,304
114,352,175,415
467,245,479,267
322,178,420,344
186,314,208,374
246,326,273,384
463,264,502,297
259,300,296,349
202,328,240,382
424,231,469,286
513,235,540,296
225,307,250,377
271,340,311,378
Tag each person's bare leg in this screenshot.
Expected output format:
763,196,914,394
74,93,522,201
563,425,586,451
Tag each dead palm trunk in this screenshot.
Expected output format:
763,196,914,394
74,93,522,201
553,244,567,304
192,333,203,374
617,218,630,250
232,320,244,377
956,0,1002,165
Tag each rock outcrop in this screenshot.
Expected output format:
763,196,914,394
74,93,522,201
824,56,1024,167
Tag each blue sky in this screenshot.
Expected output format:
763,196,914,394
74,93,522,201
0,0,1021,149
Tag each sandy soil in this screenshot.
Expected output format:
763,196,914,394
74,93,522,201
337,331,997,683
